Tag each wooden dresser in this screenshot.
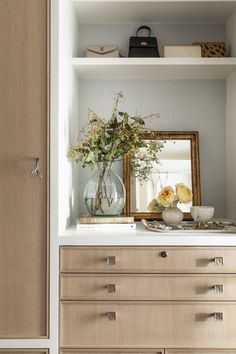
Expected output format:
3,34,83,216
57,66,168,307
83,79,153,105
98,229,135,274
60,246,236,353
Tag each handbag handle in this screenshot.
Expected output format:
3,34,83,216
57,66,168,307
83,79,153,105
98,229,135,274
136,26,151,37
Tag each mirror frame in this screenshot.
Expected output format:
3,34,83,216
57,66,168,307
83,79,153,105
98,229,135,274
123,131,201,220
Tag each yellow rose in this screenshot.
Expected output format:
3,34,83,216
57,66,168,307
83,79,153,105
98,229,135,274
176,183,192,204
148,199,158,212
148,199,165,212
158,186,175,207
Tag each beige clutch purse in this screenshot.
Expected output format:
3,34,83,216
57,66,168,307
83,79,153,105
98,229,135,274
164,45,201,58
86,45,119,58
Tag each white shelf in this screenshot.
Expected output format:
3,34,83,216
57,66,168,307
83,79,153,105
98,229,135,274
59,222,236,246
73,0,236,24
72,57,236,79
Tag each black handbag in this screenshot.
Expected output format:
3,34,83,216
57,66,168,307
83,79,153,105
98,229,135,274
128,26,160,58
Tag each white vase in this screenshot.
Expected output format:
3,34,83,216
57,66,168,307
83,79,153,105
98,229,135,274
162,206,183,226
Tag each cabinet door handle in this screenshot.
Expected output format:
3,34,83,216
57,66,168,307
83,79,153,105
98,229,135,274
213,257,224,266
213,284,224,294
106,256,116,265
30,157,43,178
106,284,116,293
106,312,116,321
212,312,224,321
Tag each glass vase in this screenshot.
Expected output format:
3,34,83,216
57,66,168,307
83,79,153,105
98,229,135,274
84,162,126,216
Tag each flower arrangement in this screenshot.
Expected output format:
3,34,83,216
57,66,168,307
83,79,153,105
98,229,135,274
68,91,164,183
148,183,192,212
67,91,165,215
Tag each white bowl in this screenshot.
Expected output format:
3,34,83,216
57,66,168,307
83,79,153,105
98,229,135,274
190,206,215,224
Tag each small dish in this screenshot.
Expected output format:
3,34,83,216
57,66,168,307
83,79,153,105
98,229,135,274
190,206,215,228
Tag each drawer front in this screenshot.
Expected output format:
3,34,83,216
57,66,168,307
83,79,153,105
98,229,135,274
60,247,236,273
166,351,236,354
60,274,236,301
61,351,164,354
60,301,236,347
60,351,236,354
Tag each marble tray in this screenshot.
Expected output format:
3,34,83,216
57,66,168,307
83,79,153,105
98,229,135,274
141,219,236,234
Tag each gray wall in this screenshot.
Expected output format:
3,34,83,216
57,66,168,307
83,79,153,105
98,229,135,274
77,23,226,57
76,79,226,217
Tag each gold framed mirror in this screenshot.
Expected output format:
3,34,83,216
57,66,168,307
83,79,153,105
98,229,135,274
123,131,201,220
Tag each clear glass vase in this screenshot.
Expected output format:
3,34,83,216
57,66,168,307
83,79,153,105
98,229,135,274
84,162,126,216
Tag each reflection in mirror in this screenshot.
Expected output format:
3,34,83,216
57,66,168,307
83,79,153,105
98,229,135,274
124,132,201,220
131,139,192,213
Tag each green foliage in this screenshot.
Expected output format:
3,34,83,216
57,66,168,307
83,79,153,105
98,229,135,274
67,92,164,183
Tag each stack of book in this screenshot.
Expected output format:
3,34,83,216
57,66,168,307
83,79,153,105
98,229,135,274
77,216,136,230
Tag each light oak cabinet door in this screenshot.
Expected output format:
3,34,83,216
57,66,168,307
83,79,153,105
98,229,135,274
0,351,48,354
0,0,49,338
60,301,236,348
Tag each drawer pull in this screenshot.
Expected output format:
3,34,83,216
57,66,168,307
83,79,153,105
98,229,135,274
213,284,224,294
106,256,116,265
160,251,168,258
106,311,116,321
106,284,116,293
213,257,224,266
213,312,224,321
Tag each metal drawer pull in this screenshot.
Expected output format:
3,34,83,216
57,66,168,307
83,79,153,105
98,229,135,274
106,312,116,321
213,312,224,321
30,157,43,178
160,251,168,258
213,284,224,294
106,284,116,293
106,256,116,265
213,257,224,266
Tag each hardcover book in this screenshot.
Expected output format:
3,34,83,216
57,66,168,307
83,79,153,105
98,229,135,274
76,223,136,230
79,216,134,224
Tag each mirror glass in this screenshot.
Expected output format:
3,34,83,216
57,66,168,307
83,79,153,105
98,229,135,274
124,132,201,219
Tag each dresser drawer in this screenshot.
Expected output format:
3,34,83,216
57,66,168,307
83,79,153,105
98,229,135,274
166,351,236,354
60,247,236,273
61,350,164,354
60,274,236,301
60,352,236,354
60,301,236,347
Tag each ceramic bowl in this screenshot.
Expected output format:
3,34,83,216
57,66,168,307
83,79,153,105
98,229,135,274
190,206,215,224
